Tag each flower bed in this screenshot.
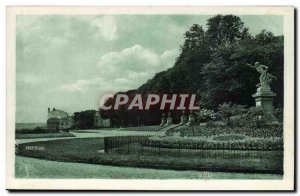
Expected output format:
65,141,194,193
145,136,283,150
166,125,283,138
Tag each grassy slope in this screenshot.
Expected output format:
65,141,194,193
15,156,282,179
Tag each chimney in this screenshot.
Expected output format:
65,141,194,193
48,108,50,113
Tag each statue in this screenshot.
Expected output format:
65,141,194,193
180,110,188,124
160,113,167,126
166,112,172,125
247,62,276,89
186,111,196,126
248,62,277,122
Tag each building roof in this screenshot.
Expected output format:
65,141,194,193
48,108,68,119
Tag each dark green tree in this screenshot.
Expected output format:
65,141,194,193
74,110,96,129
218,102,246,125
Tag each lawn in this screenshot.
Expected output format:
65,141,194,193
15,132,75,139
15,156,282,179
16,137,283,175
117,126,160,131
69,129,164,139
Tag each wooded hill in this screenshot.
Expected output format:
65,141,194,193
101,15,283,127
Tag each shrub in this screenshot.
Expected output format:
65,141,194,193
243,107,266,128
217,102,246,125
241,107,281,128
274,108,283,123
16,127,49,134
213,134,246,141
196,109,216,123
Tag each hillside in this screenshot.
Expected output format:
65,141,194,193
101,15,283,126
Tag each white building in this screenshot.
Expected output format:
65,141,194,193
47,108,74,131
94,111,111,128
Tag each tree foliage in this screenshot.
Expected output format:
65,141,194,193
217,102,246,125
74,110,96,129
196,109,216,123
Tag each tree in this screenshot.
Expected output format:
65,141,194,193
74,110,96,129
218,102,246,125
200,15,251,109
102,15,283,126
201,19,283,109
231,30,284,108
206,15,250,51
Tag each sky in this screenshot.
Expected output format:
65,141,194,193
16,15,283,123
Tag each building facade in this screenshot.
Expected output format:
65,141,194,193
94,111,111,128
47,108,74,131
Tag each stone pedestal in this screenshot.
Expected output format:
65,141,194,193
180,114,188,125
166,112,172,126
252,87,276,119
186,114,196,126
166,117,172,125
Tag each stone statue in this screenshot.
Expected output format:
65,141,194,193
249,62,277,122
247,62,276,89
166,112,172,126
186,111,196,126
180,110,188,124
160,113,166,126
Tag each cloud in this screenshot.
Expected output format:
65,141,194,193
17,16,118,57
60,79,90,92
60,45,180,93
97,44,178,77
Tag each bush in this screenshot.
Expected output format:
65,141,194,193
217,102,246,125
238,107,281,128
196,109,216,123
274,108,283,123
213,134,246,141
16,127,49,134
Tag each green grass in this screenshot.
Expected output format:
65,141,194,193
118,126,160,131
15,156,282,179
70,129,163,137
16,137,283,175
16,132,75,139
70,130,98,133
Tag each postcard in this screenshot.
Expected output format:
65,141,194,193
6,6,295,190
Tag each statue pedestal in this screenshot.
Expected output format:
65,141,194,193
160,117,166,126
252,87,276,119
186,115,196,126
166,117,172,126
180,115,188,125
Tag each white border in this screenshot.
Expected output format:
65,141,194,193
6,6,295,190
